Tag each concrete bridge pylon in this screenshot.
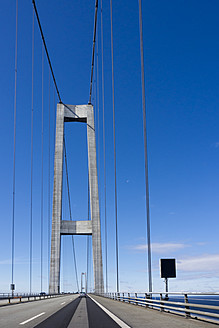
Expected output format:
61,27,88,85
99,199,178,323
49,103,104,294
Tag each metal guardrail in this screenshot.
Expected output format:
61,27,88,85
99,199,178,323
103,292,219,325
0,293,70,304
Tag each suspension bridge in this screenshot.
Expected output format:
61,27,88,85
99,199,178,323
0,0,219,327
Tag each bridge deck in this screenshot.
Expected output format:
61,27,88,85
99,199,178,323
0,294,217,327
91,294,217,328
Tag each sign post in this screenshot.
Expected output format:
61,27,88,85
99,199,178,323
10,284,15,297
160,259,176,299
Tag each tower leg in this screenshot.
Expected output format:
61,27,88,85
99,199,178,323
87,108,104,294
49,104,64,294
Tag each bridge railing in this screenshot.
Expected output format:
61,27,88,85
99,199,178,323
0,293,69,304
102,292,219,325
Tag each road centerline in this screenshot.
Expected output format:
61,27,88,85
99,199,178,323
19,312,45,325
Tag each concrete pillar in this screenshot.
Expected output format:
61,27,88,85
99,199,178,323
87,107,104,294
49,104,64,294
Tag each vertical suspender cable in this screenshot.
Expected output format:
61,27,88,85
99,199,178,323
87,37,93,284
86,178,90,293
63,139,79,292
96,25,104,295
30,7,34,295
48,72,51,290
96,27,102,292
86,238,89,293
11,0,18,295
96,34,100,176
110,0,119,293
41,44,44,293
54,87,56,148
96,32,102,226
138,0,152,293
100,0,108,293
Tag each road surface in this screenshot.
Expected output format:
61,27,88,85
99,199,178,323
0,294,216,327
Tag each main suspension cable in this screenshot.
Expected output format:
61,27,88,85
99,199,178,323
110,0,119,293
100,0,108,293
11,0,18,295
88,0,98,104
32,0,61,103
63,138,79,292
138,0,152,293
29,7,34,294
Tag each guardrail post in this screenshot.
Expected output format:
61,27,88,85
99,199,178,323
135,293,138,305
123,292,125,302
184,294,190,318
128,293,130,304
145,293,149,308
160,293,164,312
118,292,120,301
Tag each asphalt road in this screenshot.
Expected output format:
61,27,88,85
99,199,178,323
87,296,121,328
0,294,123,328
0,295,79,328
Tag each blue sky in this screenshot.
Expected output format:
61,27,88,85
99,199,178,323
0,0,219,294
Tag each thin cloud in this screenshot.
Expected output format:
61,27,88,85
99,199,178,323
129,242,188,254
177,272,219,280
214,142,219,148
195,242,207,246
0,257,44,265
177,254,219,273
0,258,28,265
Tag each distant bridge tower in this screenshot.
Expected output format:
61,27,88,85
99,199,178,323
49,103,104,294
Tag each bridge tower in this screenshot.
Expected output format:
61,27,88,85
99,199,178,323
49,103,104,294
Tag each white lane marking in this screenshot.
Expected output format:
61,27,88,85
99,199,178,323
61,302,66,305
89,296,131,328
70,299,72,301
19,312,45,325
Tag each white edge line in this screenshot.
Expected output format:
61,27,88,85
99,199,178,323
61,301,66,305
89,295,131,328
19,312,45,325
